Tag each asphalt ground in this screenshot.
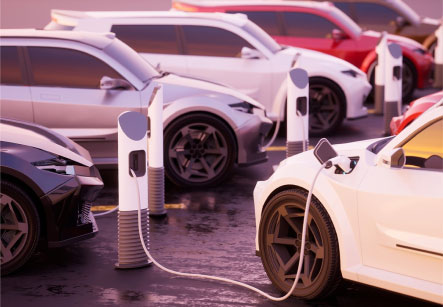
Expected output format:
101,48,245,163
1,88,441,307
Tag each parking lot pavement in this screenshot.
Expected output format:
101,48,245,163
1,90,440,307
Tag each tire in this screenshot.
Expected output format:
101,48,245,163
1,181,40,275
401,58,416,103
258,188,341,300
164,113,236,187
309,78,346,136
367,58,416,103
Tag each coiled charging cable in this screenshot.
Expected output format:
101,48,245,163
130,161,327,302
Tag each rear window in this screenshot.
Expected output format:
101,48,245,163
282,12,338,38
111,24,181,54
0,46,25,85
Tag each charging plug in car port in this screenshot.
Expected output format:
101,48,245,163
129,150,146,177
334,157,359,174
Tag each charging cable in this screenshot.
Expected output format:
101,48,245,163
130,161,328,301
93,205,118,217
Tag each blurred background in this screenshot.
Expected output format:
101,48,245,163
1,0,441,29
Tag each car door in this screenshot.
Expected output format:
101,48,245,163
357,118,443,284
180,24,272,107
26,45,141,161
110,24,188,75
279,11,358,65
0,46,33,122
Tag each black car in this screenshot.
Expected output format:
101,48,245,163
1,118,103,275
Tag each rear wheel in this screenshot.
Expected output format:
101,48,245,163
164,113,236,187
1,181,40,275
258,188,341,300
309,78,346,136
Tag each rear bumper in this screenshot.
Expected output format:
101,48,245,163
236,114,272,166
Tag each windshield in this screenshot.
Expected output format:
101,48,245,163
104,39,159,83
367,136,395,154
330,6,362,38
242,21,282,54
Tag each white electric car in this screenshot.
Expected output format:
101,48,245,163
253,102,443,303
45,10,372,135
0,29,272,187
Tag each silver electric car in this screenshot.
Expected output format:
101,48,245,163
0,29,272,187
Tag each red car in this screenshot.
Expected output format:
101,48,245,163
173,0,434,101
390,90,443,135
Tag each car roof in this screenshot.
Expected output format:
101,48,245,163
51,10,251,28
0,29,116,49
173,0,336,11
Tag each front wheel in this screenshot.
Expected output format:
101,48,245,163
1,181,40,275
309,78,346,136
164,113,236,187
258,188,341,300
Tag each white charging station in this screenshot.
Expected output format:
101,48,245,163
384,43,403,135
286,68,309,157
147,85,167,216
374,31,388,114
434,23,443,88
115,111,151,269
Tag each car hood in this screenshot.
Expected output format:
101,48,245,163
363,30,424,51
278,45,365,74
0,118,93,167
155,73,265,110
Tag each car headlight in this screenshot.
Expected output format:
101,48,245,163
341,69,360,78
229,101,254,114
413,48,426,55
32,156,88,176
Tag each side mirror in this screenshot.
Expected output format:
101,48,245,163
241,46,263,59
381,148,405,168
100,76,132,90
394,16,408,30
331,29,348,41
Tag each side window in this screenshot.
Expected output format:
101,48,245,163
181,25,253,57
111,24,180,54
227,11,281,36
401,119,443,170
28,47,123,89
353,3,399,28
282,12,338,38
1,46,25,85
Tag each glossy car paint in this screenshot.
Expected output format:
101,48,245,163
46,10,371,125
0,118,103,248
390,90,443,134
0,30,272,173
173,0,434,94
253,104,443,303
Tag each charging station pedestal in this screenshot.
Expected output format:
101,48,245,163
148,85,166,216
434,24,443,88
374,31,388,114
115,111,151,269
384,43,403,135
287,68,309,157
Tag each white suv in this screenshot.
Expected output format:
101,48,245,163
46,10,372,135
0,29,272,187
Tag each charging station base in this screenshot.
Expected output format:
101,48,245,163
434,64,443,88
384,100,399,135
115,209,152,269
287,141,307,158
374,85,384,115
148,167,167,216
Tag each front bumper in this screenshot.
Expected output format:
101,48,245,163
342,77,371,119
236,113,273,166
41,166,103,247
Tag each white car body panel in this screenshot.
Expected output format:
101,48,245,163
48,10,371,121
253,106,443,303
